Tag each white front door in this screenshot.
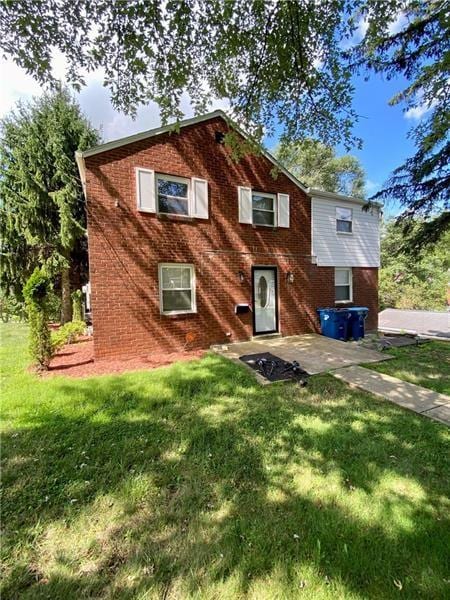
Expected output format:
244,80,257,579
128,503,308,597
253,268,278,334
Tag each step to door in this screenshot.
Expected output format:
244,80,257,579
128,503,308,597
251,333,282,342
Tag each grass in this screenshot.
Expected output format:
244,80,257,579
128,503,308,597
1,323,449,599
364,341,450,395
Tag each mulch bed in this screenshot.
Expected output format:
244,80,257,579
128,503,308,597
45,337,205,378
240,352,309,384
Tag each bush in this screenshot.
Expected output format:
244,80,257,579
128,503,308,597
47,290,62,322
23,268,52,370
71,289,83,322
51,320,86,352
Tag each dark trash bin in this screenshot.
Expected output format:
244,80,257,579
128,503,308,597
317,308,350,341
347,307,369,341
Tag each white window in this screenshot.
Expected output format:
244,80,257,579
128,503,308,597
159,264,196,315
252,192,276,226
157,174,190,216
335,268,352,302
336,207,353,233
136,169,209,218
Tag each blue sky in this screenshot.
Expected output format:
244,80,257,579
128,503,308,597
344,72,416,207
0,48,425,218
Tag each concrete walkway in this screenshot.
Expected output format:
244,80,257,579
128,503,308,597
332,366,450,425
214,334,390,375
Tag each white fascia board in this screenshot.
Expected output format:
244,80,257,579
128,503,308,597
308,187,383,209
75,151,87,199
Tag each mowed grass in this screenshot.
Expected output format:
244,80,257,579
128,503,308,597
365,341,450,395
1,323,449,599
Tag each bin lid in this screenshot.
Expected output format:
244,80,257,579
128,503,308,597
347,306,369,312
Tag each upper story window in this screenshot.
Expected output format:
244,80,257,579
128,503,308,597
335,267,352,302
135,168,209,219
157,174,190,216
336,207,352,233
159,263,196,314
238,187,290,228
252,192,276,226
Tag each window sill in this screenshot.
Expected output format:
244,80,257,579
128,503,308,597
158,213,195,222
336,231,353,236
251,224,277,230
162,310,197,318
335,301,353,305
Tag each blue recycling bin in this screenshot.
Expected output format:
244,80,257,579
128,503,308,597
347,307,369,341
317,308,350,341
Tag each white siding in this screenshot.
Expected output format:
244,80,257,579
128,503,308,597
311,195,380,267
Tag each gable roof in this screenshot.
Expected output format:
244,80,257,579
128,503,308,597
76,109,377,209
75,109,308,195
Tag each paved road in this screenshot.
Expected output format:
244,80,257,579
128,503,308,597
379,308,450,339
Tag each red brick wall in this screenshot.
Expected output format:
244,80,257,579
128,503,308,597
85,116,378,359
309,266,379,332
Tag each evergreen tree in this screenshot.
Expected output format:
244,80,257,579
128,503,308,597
275,139,366,198
0,89,99,322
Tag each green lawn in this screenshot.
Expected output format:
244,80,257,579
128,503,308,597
365,341,450,395
1,323,449,599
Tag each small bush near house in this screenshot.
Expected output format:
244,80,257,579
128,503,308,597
71,289,83,322
46,290,62,322
51,320,86,352
22,268,52,370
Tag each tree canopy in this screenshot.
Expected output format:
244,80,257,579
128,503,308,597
379,219,449,311
0,0,448,245
274,139,366,198
0,89,99,321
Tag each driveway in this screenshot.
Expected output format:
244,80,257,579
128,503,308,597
379,308,450,339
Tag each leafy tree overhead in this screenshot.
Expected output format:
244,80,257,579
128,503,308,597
0,0,448,245
0,89,99,322
352,0,450,247
379,219,449,311
274,139,366,198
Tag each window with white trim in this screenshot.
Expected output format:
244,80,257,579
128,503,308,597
335,268,352,302
252,192,276,226
159,264,196,314
157,174,190,216
336,207,352,233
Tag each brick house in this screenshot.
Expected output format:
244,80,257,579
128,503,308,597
76,111,380,360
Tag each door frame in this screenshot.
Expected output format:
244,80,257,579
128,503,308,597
251,266,279,335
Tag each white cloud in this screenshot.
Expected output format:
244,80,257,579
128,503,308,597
357,16,369,39
0,58,42,116
404,101,435,121
0,55,230,143
387,12,408,35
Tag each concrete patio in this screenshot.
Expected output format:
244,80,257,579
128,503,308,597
213,333,390,375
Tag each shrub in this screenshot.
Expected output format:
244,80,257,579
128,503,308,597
51,320,86,351
47,290,62,322
71,289,83,322
23,268,52,370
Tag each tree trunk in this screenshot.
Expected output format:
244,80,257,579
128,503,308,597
61,266,72,324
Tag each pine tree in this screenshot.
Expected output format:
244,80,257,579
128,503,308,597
0,89,99,322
